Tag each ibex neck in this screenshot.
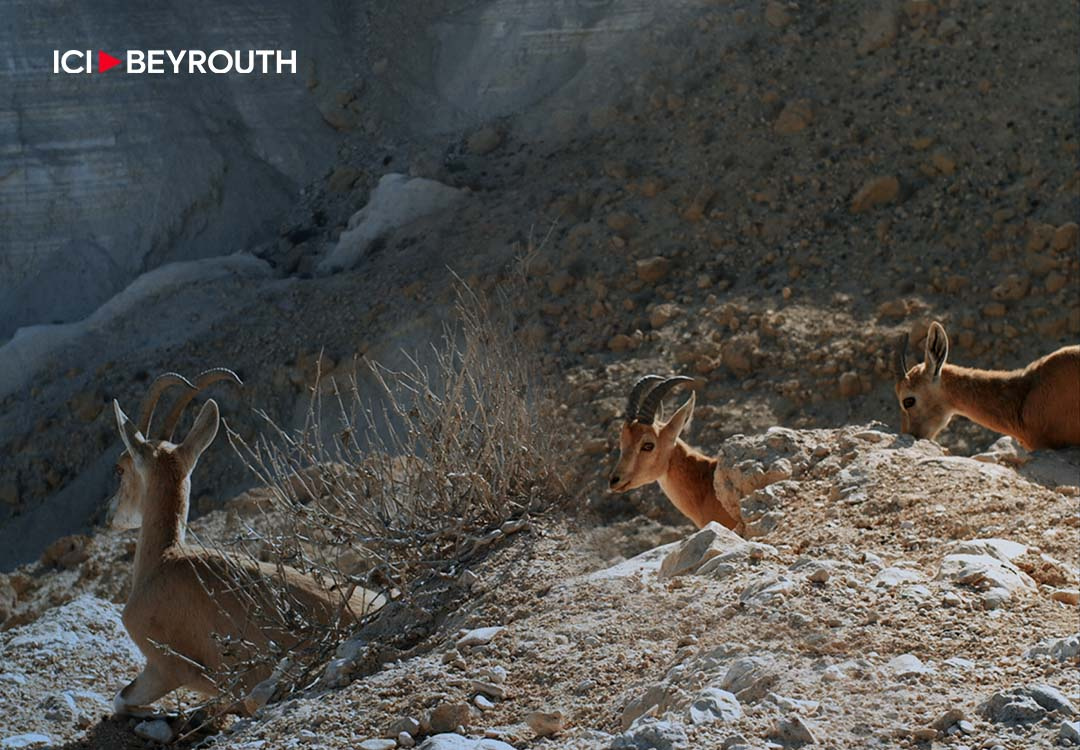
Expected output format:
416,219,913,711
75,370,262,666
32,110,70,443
133,475,190,584
940,364,1026,440
659,440,736,530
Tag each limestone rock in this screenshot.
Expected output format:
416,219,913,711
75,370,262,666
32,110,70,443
937,539,1036,608
318,174,466,274
428,703,472,734
771,715,818,746
887,653,933,678
133,720,174,743
659,523,746,579
688,688,742,724
417,735,516,750
611,717,689,750
526,708,566,737
456,626,505,649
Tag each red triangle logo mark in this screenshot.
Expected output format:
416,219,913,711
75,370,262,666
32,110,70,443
98,50,122,73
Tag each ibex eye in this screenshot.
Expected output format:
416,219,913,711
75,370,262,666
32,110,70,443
902,397,916,409
115,465,124,476
641,442,655,452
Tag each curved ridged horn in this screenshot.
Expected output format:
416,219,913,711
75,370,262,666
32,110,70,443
161,368,243,441
136,373,196,437
636,376,694,424
893,334,910,380
625,375,666,422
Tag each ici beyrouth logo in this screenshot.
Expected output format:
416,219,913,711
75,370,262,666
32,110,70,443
53,49,297,75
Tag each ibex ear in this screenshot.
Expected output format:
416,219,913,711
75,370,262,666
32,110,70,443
924,322,949,380
113,400,150,465
661,390,696,443
176,399,220,472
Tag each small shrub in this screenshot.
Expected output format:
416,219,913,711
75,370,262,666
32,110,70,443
188,273,568,722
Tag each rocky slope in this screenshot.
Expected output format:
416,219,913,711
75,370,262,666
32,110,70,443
1,427,1078,749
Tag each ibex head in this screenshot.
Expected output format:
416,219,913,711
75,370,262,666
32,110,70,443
609,375,695,492
113,397,221,490
108,369,241,528
893,321,952,440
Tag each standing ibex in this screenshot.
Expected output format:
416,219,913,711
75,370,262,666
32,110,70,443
894,322,1080,450
609,375,740,530
111,376,384,716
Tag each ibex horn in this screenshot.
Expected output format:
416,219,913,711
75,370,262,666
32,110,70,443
893,334,910,381
636,376,694,424
136,373,196,437
625,375,666,423
161,368,243,441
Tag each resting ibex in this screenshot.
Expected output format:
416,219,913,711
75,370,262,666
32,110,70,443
111,375,384,715
894,322,1080,450
609,376,740,530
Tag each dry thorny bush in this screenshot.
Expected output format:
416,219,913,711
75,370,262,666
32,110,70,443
177,276,570,732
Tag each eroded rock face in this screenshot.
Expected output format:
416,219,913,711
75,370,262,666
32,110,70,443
0,1,352,338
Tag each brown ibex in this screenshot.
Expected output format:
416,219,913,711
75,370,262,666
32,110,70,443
609,375,740,530
894,321,1080,450
110,375,383,715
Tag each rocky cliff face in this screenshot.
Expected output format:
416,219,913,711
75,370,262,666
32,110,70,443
0,0,366,337
0,0,715,339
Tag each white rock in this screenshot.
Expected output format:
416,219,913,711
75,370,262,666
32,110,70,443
417,735,516,750
951,538,1028,563
1060,720,1080,743
688,688,742,724
456,626,506,649
937,549,1035,607
470,680,506,700
739,574,796,607
887,654,934,678
772,715,818,746
7,595,141,662
1027,633,1080,662
769,693,820,715
359,741,398,750
1,736,52,749
721,657,778,702
40,691,77,722
871,567,925,588
318,174,467,274
659,522,746,579
585,540,682,582
133,719,174,743
944,657,976,671
0,255,270,402
611,718,689,750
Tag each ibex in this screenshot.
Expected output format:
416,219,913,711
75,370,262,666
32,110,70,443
894,321,1080,450
110,375,384,716
609,375,740,530
108,369,240,529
